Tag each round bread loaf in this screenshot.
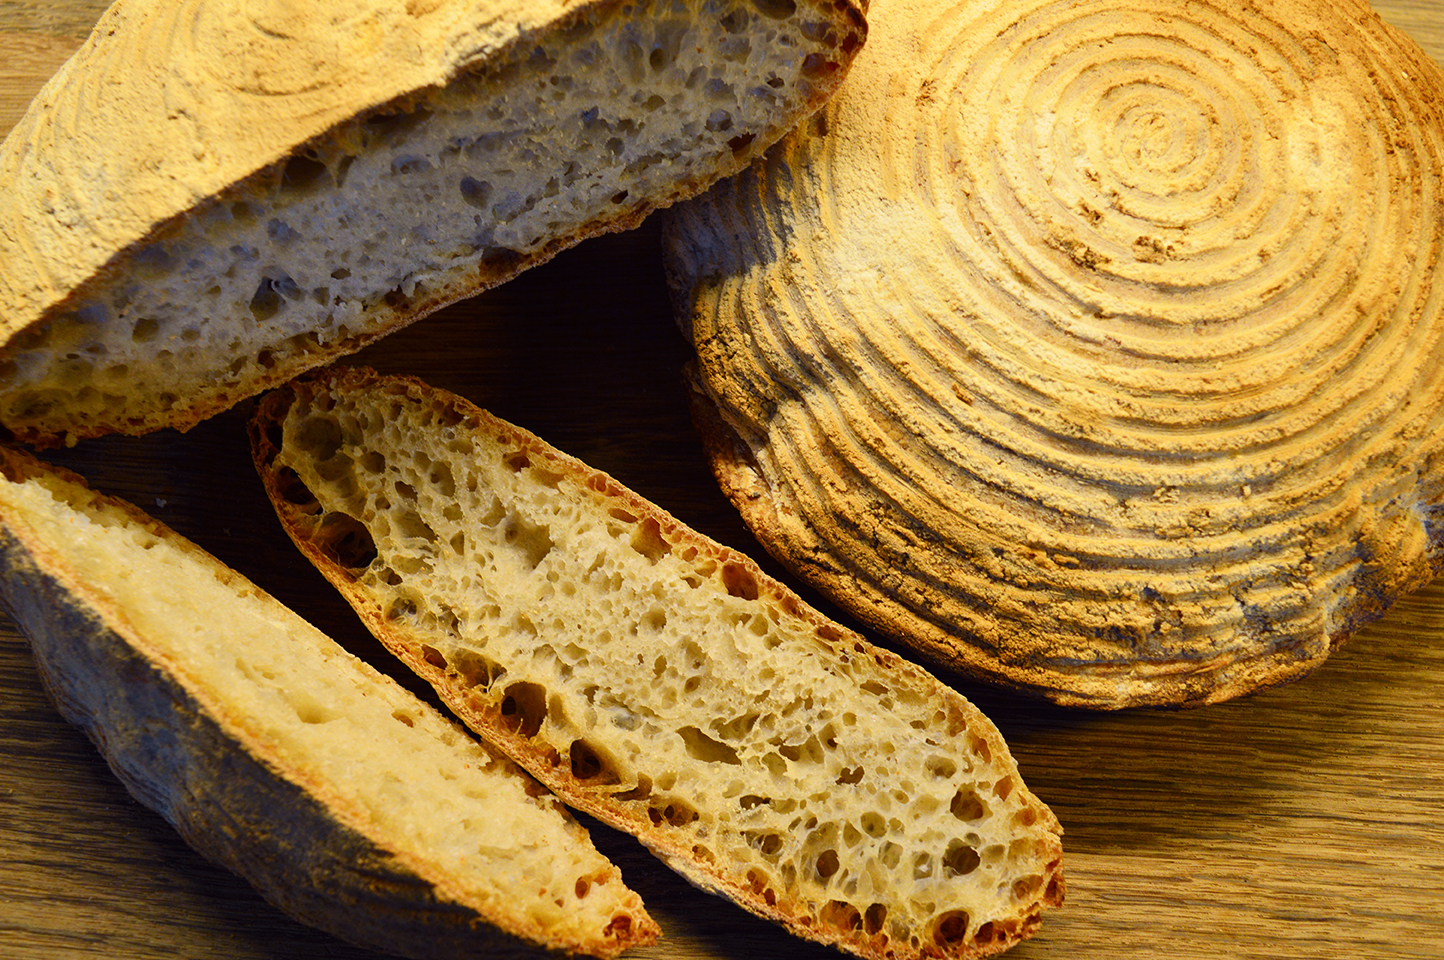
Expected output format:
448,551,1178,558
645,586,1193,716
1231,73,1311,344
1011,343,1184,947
662,0,1444,708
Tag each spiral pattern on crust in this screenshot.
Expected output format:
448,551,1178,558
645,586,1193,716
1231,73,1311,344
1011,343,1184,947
667,0,1444,706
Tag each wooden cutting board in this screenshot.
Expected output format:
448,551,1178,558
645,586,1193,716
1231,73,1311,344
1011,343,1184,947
2,2,1441,959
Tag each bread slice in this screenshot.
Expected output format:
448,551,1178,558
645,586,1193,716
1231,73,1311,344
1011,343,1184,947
250,366,1066,960
0,445,657,959
0,0,865,448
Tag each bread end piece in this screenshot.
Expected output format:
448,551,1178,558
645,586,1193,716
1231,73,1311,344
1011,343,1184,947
0,445,658,959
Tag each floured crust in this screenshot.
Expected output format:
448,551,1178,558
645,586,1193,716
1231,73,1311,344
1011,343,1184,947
662,0,1444,709
0,446,657,959
0,0,865,446
250,365,1065,960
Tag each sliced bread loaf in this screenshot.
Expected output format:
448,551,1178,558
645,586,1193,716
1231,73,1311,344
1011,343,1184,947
0,445,657,959
0,0,864,447
250,366,1065,960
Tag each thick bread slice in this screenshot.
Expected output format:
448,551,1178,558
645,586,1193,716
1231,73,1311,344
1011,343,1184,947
0,0,864,447
0,446,657,959
250,366,1066,960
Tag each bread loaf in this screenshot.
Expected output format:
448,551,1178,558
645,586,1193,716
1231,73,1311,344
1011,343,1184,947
662,0,1444,708
0,445,657,959
250,366,1065,960
0,0,864,447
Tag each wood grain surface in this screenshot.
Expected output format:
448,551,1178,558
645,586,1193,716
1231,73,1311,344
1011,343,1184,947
1,2,1442,959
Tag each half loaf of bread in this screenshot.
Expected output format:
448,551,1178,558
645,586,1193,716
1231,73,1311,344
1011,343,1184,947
0,0,864,447
662,0,1444,708
0,445,657,959
250,366,1065,960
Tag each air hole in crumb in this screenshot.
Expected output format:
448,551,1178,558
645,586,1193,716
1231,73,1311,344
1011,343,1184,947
816,849,840,880
500,681,548,738
864,903,887,935
801,53,840,79
459,176,493,208
391,710,415,727
820,900,862,932
575,878,591,899
503,515,554,568
648,798,698,827
836,766,864,785
249,278,284,322
314,512,376,570
384,593,418,622
721,562,759,600
421,645,448,670
933,911,970,947
613,774,652,802
451,649,500,688
294,415,343,460
754,833,783,857
273,466,319,509
611,190,629,203
678,726,741,764
943,840,981,877
131,317,160,343
728,132,755,153
994,776,1014,800
950,789,987,821
390,154,432,175
926,756,957,779
630,516,671,562
570,739,612,781
1012,876,1043,900
568,736,615,785
281,152,330,193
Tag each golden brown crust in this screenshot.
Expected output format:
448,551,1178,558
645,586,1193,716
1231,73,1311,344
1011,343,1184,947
250,365,1064,960
663,0,1444,709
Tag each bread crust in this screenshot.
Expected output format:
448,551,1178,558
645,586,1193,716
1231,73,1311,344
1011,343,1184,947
0,0,865,446
0,446,657,959
662,0,1444,709
250,365,1065,960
